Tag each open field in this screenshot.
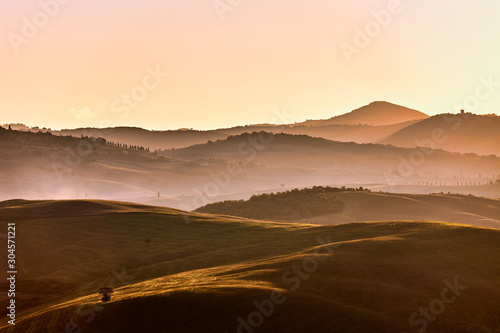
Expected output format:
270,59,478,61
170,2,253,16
1,200,499,332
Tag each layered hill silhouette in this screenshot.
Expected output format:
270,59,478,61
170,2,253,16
166,132,500,188
1,200,499,332
196,187,500,229
4,102,499,158
1,127,499,203
278,120,423,143
55,126,230,150
381,113,500,155
54,120,419,150
3,101,429,150
296,101,429,127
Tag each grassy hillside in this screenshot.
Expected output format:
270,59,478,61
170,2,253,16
196,189,500,229
1,200,500,332
195,186,363,221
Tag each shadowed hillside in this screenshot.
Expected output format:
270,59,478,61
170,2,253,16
166,132,500,194
1,128,499,206
381,113,500,155
54,126,230,150
1,200,500,332
279,119,423,143
195,186,359,221
53,120,422,151
196,188,500,229
0,127,198,201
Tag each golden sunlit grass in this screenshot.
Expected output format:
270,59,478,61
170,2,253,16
1,200,499,332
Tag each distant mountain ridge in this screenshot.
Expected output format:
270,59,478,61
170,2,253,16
381,113,500,155
5,102,499,156
296,101,429,127
1,126,499,205
2,101,429,150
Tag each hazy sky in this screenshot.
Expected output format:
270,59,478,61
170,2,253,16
1,0,499,130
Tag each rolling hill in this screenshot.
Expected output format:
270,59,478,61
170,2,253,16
1,200,499,332
2,101,428,151
166,131,500,192
54,126,230,150
2,127,500,209
2,127,499,206
0,127,196,201
196,187,500,229
381,113,500,156
195,186,349,221
296,101,429,127
53,120,420,151
279,120,423,143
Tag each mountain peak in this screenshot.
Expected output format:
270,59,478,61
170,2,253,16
368,100,394,105
298,101,429,127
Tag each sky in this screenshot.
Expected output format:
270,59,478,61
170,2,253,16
1,0,499,130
